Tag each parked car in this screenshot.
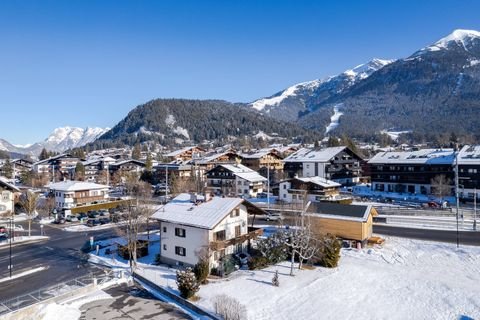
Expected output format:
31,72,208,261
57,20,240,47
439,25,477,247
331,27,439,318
87,211,100,219
98,210,109,217
86,219,101,227
65,215,79,222
77,212,88,220
0,233,8,241
264,213,282,221
54,216,66,224
99,217,111,225
111,213,122,223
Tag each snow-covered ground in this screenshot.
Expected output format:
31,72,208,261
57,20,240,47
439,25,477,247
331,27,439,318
90,233,480,320
194,237,480,320
325,103,344,134
63,221,127,232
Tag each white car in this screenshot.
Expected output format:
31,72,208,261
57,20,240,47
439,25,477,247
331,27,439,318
264,213,282,221
65,215,79,222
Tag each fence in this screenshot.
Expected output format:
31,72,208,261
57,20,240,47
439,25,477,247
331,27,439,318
133,272,221,320
0,271,116,317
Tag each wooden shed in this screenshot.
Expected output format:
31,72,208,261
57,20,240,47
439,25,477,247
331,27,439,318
307,202,378,243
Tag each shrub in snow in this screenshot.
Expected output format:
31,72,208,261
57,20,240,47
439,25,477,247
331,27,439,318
315,234,342,268
176,267,200,299
257,232,288,264
248,256,269,270
272,270,280,287
213,294,247,320
193,258,210,284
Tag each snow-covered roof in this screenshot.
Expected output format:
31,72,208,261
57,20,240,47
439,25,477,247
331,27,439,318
218,164,267,183
112,159,145,167
283,147,347,163
368,149,455,165
33,153,73,166
240,149,282,160
457,145,480,165
165,146,204,158
47,181,109,191
0,177,21,192
294,176,341,188
151,193,244,229
307,202,373,222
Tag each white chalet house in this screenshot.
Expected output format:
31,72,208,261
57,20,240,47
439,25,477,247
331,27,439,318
151,193,262,269
0,177,20,215
47,181,110,214
279,176,344,204
206,164,267,198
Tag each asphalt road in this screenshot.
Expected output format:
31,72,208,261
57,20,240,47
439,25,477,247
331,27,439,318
0,221,118,301
250,216,480,246
373,224,480,246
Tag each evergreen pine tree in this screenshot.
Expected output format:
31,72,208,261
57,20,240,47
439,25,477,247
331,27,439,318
2,158,13,179
272,270,280,287
145,153,153,172
39,148,49,160
132,144,141,160
176,267,200,299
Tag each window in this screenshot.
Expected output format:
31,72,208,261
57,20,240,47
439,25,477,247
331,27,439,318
163,244,167,250
163,226,167,233
283,184,287,189
175,246,186,256
230,208,240,218
215,230,226,241
235,225,241,237
237,180,242,185
175,228,186,237
283,193,286,198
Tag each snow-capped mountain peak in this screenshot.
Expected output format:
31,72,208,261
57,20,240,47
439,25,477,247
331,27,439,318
0,126,110,156
415,29,480,55
43,126,110,151
343,58,395,80
248,58,393,120
250,79,324,111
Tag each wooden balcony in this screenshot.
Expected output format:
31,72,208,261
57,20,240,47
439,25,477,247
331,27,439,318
209,227,263,251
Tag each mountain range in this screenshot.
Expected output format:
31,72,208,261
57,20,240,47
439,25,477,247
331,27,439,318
2,29,479,153
250,29,480,142
0,127,109,156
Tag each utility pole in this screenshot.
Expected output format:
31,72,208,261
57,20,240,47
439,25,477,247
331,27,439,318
474,188,477,231
106,162,109,187
165,165,169,202
454,144,460,248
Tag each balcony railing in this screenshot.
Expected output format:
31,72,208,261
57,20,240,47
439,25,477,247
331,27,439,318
209,227,263,251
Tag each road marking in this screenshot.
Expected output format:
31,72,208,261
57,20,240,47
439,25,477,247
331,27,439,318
45,246,54,251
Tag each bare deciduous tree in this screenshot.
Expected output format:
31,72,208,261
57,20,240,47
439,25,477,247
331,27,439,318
118,179,154,274
20,190,39,237
213,294,247,320
430,174,452,201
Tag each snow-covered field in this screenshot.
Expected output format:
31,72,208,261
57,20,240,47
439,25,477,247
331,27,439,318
88,233,480,320
194,237,480,320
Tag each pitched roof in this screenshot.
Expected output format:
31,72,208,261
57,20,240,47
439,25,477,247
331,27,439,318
47,181,109,191
368,149,455,165
307,202,373,222
0,177,21,192
33,153,75,166
457,145,480,165
151,193,243,229
283,147,347,163
216,164,267,183
294,176,341,188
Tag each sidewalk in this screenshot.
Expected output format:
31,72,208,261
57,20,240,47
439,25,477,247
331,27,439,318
0,236,49,249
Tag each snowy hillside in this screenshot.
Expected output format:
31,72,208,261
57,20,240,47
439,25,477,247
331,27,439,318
248,58,393,122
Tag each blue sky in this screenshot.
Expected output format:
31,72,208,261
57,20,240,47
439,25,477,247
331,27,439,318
1,0,479,144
